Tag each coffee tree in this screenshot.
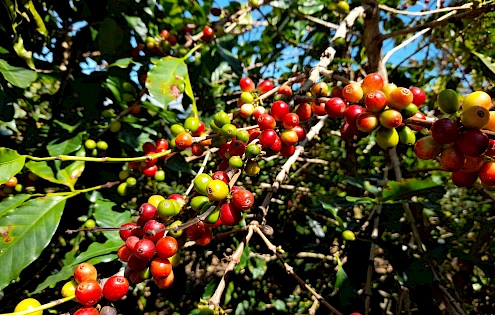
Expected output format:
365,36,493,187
0,0,494,314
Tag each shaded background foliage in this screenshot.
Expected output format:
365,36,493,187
0,0,495,314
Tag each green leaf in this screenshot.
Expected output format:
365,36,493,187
13,37,35,69
97,17,125,57
345,196,376,204
53,120,82,133
56,160,85,190
382,176,443,201
248,256,267,279
31,253,117,294
108,58,142,68
47,133,83,157
472,51,495,75
0,148,26,184
224,281,234,306
319,200,345,228
216,44,243,76
93,199,131,240
146,57,196,111
26,0,47,36
0,194,30,219
0,59,36,88
298,0,324,15
334,255,348,290
202,279,218,299
272,299,288,312
0,196,68,290
122,14,148,42
25,161,62,184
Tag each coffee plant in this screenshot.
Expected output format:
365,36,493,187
0,0,495,314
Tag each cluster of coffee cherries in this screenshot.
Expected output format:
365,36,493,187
191,171,255,228
118,194,183,288
414,89,495,187
84,139,110,157
169,116,208,155
132,24,215,59
116,139,170,196
59,262,128,314
234,77,308,158
298,73,427,149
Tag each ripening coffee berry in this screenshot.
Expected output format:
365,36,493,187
75,280,103,306
74,263,97,283
414,136,442,160
102,276,129,301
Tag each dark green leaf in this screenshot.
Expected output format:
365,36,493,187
216,45,243,76
47,133,83,157
0,148,26,184
0,59,37,88
248,256,267,279
93,199,131,240
122,14,148,41
202,279,218,299
25,161,62,184
0,196,68,290
224,281,234,306
382,176,443,201
319,200,345,227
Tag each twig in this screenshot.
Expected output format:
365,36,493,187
184,151,211,196
253,226,343,315
404,117,495,138
380,3,495,41
259,117,327,223
382,9,458,65
379,2,473,16
208,224,256,306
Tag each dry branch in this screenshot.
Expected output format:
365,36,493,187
253,226,343,315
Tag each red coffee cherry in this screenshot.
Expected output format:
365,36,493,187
156,236,178,259
143,220,165,243
325,97,347,118
271,101,290,121
231,189,255,211
456,129,489,157
479,161,495,186
75,280,102,306
139,203,158,221
74,307,99,315
430,118,459,144
133,239,156,260
220,203,242,226
296,103,312,121
451,171,478,187
102,276,129,301
150,257,172,279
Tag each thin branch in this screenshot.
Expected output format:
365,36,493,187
379,2,473,16
184,151,211,196
380,3,495,41
382,9,458,65
253,226,343,315
208,224,256,306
